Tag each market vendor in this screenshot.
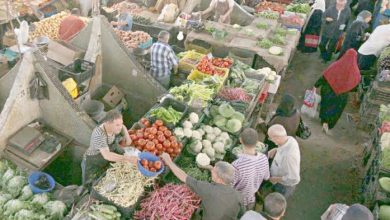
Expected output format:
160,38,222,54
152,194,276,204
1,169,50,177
81,110,138,186
59,8,86,42
161,153,244,220
150,31,178,89
197,0,235,24
111,4,133,31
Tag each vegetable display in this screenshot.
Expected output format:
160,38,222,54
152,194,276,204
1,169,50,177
114,30,151,49
256,2,286,14
140,159,163,172
232,142,267,156
30,12,70,40
256,22,269,30
286,3,311,14
270,34,286,45
169,82,215,107
133,16,153,25
209,102,245,134
211,58,233,68
0,160,67,220
134,184,201,220
218,87,252,103
94,162,155,208
281,14,305,27
197,58,227,76
71,201,122,220
269,46,284,56
150,106,183,125
256,11,280,19
258,38,274,49
129,118,183,158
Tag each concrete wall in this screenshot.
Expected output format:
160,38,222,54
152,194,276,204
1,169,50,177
0,62,20,110
0,53,41,151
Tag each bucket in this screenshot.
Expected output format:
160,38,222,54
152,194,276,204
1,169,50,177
137,152,165,177
28,171,56,194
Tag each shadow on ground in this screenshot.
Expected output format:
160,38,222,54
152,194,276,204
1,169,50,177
273,51,369,219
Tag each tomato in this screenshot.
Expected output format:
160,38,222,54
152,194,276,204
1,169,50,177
143,121,151,128
157,150,163,155
153,139,159,145
143,132,150,137
157,135,166,143
148,134,155,140
154,161,162,170
163,140,171,148
133,140,139,146
128,129,136,134
164,130,172,138
141,159,148,166
138,139,147,146
153,149,158,155
149,127,158,135
156,144,163,150
169,136,177,142
159,126,168,132
142,163,148,169
145,128,151,133
155,120,164,127
140,118,148,123
174,147,181,154
129,134,138,141
167,148,173,153
150,167,157,172
157,131,164,136
136,132,144,139
146,141,155,151
171,141,179,149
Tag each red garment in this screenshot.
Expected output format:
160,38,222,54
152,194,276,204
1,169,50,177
59,15,85,42
323,49,361,95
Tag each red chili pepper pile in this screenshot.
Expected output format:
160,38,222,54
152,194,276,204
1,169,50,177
129,118,182,158
197,58,226,76
134,184,201,220
211,58,233,68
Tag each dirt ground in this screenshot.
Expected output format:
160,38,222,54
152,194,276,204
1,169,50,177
270,51,369,219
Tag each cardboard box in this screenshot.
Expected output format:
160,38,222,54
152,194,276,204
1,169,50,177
102,86,125,108
47,40,84,66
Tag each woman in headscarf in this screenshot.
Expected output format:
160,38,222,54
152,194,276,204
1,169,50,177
298,0,326,53
315,49,361,133
263,94,301,150
337,10,372,59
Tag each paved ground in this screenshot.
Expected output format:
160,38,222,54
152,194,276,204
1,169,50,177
271,51,369,219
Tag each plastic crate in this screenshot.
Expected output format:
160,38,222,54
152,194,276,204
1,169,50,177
179,51,205,73
59,59,95,84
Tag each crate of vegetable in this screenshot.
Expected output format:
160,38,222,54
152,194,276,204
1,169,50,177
129,118,183,158
0,160,68,220
169,82,216,108
179,50,206,73
217,87,253,103
91,162,155,217
134,184,201,220
147,97,188,127
207,102,247,135
211,57,234,68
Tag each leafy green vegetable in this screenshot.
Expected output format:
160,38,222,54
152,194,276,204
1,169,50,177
380,205,390,220
256,11,279,19
44,200,67,219
256,22,269,30
7,176,27,197
226,119,242,133
231,112,245,122
270,34,286,45
286,3,311,14
3,199,27,216
257,39,273,49
0,192,12,207
13,209,40,220
214,115,227,128
18,185,33,201
274,28,288,36
31,193,49,208
218,103,235,118
1,168,15,189
150,106,183,125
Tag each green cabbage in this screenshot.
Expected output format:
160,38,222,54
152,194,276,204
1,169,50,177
7,176,27,197
231,112,245,123
214,115,227,128
18,185,33,201
210,105,220,118
218,103,235,118
3,199,27,216
44,200,67,219
380,205,390,220
226,119,242,133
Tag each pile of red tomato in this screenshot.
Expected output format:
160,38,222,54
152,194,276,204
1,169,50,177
140,159,163,172
196,58,226,76
129,118,182,158
211,58,233,68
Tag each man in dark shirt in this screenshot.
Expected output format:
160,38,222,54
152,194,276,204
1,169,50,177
319,0,351,62
161,153,244,220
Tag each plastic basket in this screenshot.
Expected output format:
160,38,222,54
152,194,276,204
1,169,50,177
187,67,229,91
137,152,165,177
59,59,95,84
138,38,153,49
179,51,205,72
28,171,56,194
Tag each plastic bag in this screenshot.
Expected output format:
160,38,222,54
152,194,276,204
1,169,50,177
301,90,321,118
303,88,316,107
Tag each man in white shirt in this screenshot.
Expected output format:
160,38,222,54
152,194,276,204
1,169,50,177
267,124,301,199
358,22,390,70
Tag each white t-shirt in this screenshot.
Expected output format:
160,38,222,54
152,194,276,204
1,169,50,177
358,24,390,56
240,211,267,220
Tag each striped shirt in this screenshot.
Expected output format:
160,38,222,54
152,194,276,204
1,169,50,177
150,41,178,78
84,126,115,157
232,153,270,206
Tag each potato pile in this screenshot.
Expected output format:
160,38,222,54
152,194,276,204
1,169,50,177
114,29,151,49
29,11,69,40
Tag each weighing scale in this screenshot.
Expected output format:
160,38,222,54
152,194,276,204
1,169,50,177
8,126,45,155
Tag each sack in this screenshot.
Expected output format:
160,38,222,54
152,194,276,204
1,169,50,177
296,118,311,139
304,35,319,48
303,88,316,107
301,90,321,118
